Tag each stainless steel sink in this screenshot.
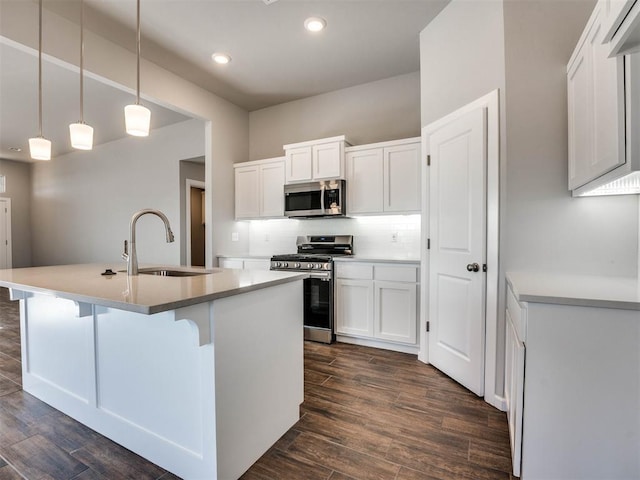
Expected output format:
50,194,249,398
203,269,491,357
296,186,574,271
118,267,217,277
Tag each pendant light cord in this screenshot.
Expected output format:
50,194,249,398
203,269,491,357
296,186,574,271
136,0,140,105
80,0,84,123
38,0,43,137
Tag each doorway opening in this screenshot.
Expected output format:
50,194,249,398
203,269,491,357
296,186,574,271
186,180,205,267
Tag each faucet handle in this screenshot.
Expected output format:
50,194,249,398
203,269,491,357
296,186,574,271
122,239,129,260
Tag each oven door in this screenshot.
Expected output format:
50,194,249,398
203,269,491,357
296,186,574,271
303,272,334,343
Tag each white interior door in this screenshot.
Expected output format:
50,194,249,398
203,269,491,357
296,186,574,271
0,198,11,269
427,106,487,396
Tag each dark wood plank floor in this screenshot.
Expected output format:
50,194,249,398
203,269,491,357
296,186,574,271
0,287,514,480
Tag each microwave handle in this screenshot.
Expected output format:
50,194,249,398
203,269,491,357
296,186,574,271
320,184,326,212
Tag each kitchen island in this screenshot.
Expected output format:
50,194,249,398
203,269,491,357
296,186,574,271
0,264,307,480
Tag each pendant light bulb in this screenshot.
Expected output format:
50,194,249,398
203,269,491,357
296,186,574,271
30,0,51,161
125,0,150,137
29,137,52,161
70,0,94,150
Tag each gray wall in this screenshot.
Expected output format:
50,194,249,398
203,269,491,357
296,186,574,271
1,0,250,268
0,159,31,267
30,120,205,266
420,0,640,399
248,72,421,160
502,0,638,278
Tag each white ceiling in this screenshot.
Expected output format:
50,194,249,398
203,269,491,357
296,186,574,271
1,0,449,163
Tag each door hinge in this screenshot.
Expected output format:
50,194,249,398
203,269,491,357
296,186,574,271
427,238,430,250
483,264,487,273
427,155,431,166
426,321,430,332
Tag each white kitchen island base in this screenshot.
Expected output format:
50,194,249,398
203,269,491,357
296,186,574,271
13,280,303,480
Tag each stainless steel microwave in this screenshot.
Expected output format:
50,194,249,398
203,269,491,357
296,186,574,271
284,180,346,218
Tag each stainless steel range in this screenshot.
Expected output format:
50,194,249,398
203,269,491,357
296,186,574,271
270,235,353,344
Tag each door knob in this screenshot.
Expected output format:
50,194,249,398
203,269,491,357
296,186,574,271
466,263,480,272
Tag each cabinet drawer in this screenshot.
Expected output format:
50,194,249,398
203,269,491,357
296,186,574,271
335,263,373,280
507,285,526,342
374,265,418,283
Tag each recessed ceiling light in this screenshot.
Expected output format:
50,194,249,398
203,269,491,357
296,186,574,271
9,147,22,152
304,17,326,33
211,53,231,65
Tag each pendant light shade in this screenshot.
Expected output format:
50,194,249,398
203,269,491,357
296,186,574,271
70,0,94,150
124,104,151,136
125,0,150,137
29,0,51,161
29,137,52,161
69,122,94,149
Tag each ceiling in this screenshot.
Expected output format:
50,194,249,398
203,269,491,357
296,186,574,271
0,0,449,163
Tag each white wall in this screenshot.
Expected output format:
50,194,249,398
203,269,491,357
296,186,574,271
0,159,31,267
249,72,421,160
240,215,420,259
0,1,249,267
30,119,204,266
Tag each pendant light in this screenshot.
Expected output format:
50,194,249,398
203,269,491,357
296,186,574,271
69,0,94,150
29,0,51,161
124,0,150,137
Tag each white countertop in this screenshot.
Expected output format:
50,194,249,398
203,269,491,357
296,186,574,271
0,263,307,315
506,272,640,311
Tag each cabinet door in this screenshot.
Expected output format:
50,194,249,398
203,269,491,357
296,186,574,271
235,166,260,219
220,258,244,269
505,308,524,478
243,259,271,270
567,4,626,190
260,161,285,218
346,148,384,214
335,279,374,337
313,141,343,180
384,143,421,213
285,146,312,183
374,281,417,344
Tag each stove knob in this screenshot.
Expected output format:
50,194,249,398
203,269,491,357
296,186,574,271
282,262,289,268
274,262,280,268
294,263,301,268
314,263,320,269
305,263,312,269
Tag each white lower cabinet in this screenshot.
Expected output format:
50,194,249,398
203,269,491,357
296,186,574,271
335,261,419,353
218,257,270,270
505,276,640,479
374,281,417,344
335,279,374,337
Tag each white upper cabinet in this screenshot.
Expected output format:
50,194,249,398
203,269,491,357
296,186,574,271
384,142,421,212
283,136,350,183
234,157,285,219
602,0,640,56
346,138,421,215
345,148,384,214
567,2,629,194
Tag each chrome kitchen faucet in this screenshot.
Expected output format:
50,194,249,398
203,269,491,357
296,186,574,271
122,209,175,276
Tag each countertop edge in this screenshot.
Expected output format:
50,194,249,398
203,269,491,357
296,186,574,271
506,272,640,311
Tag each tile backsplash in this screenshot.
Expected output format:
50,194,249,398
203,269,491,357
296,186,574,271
244,214,421,259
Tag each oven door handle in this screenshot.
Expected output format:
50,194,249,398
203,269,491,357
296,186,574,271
307,272,331,281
